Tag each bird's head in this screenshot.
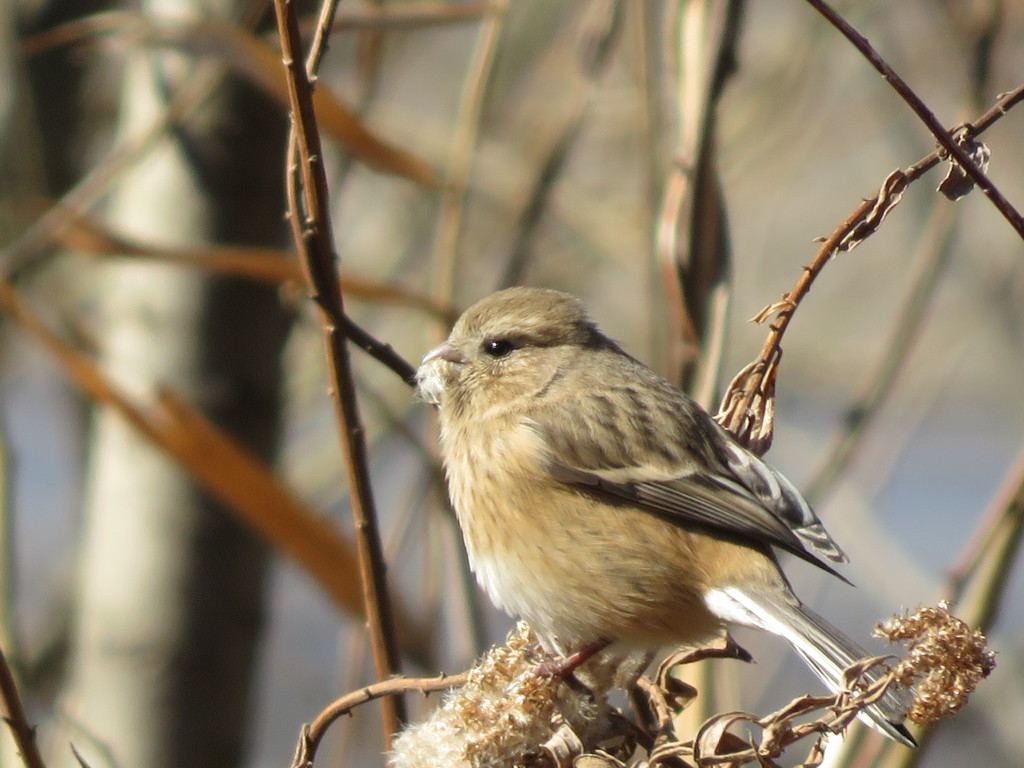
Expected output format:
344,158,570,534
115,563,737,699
416,287,608,415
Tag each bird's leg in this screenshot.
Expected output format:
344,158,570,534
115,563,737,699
535,637,612,678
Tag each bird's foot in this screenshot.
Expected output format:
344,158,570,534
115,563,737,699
534,638,612,679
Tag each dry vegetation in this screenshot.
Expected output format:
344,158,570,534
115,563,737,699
2,1,1022,767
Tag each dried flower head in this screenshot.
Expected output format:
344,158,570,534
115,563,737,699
389,623,614,768
874,601,995,726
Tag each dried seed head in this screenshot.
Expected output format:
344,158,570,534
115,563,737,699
389,624,613,768
874,601,995,726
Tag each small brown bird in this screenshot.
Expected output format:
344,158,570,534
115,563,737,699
417,287,913,745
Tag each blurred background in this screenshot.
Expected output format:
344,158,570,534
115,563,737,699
2,1,1023,767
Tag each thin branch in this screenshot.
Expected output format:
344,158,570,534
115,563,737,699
305,0,341,77
716,84,1024,453
271,0,405,746
0,644,46,768
340,316,418,385
289,673,468,768
805,0,1024,240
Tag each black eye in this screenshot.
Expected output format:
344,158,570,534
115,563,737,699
483,339,515,358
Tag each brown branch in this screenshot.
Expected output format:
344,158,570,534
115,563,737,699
716,84,1024,452
289,673,468,768
805,0,1024,240
271,0,405,746
0,644,46,768
305,0,341,78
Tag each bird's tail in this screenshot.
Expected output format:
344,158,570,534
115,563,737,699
707,586,916,746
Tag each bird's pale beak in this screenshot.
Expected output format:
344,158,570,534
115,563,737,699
422,342,466,366
416,342,465,406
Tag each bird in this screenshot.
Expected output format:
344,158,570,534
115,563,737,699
416,286,914,745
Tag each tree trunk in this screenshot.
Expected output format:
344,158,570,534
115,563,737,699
53,5,292,766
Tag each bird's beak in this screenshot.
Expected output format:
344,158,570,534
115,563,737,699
416,341,465,406
421,342,466,366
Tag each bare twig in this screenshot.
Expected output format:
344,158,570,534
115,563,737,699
290,673,468,768
0,643,46,768
801,5,1004,507
715,84,1024,453
271,0,405,745
305,0,341,77
805,0,1024,240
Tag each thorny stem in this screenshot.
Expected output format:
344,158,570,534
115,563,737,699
716,84,1024,450
271,0,405,747
805,0,1024,240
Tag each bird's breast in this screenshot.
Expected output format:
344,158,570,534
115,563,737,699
438,413,722,649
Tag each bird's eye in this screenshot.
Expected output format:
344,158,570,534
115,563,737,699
483,339,515,358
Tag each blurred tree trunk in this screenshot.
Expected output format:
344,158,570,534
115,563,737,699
50,2,293,766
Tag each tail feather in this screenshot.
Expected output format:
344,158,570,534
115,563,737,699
705,586,916,747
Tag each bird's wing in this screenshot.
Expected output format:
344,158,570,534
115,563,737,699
709,436,847,564
524,366,847,577
546,459,847,580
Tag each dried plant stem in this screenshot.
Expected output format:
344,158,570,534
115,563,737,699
717,84,1024,450
290,673,468,768
0,644,45,768
805,0,1024,240
271,0,404,746
305,0,341,77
